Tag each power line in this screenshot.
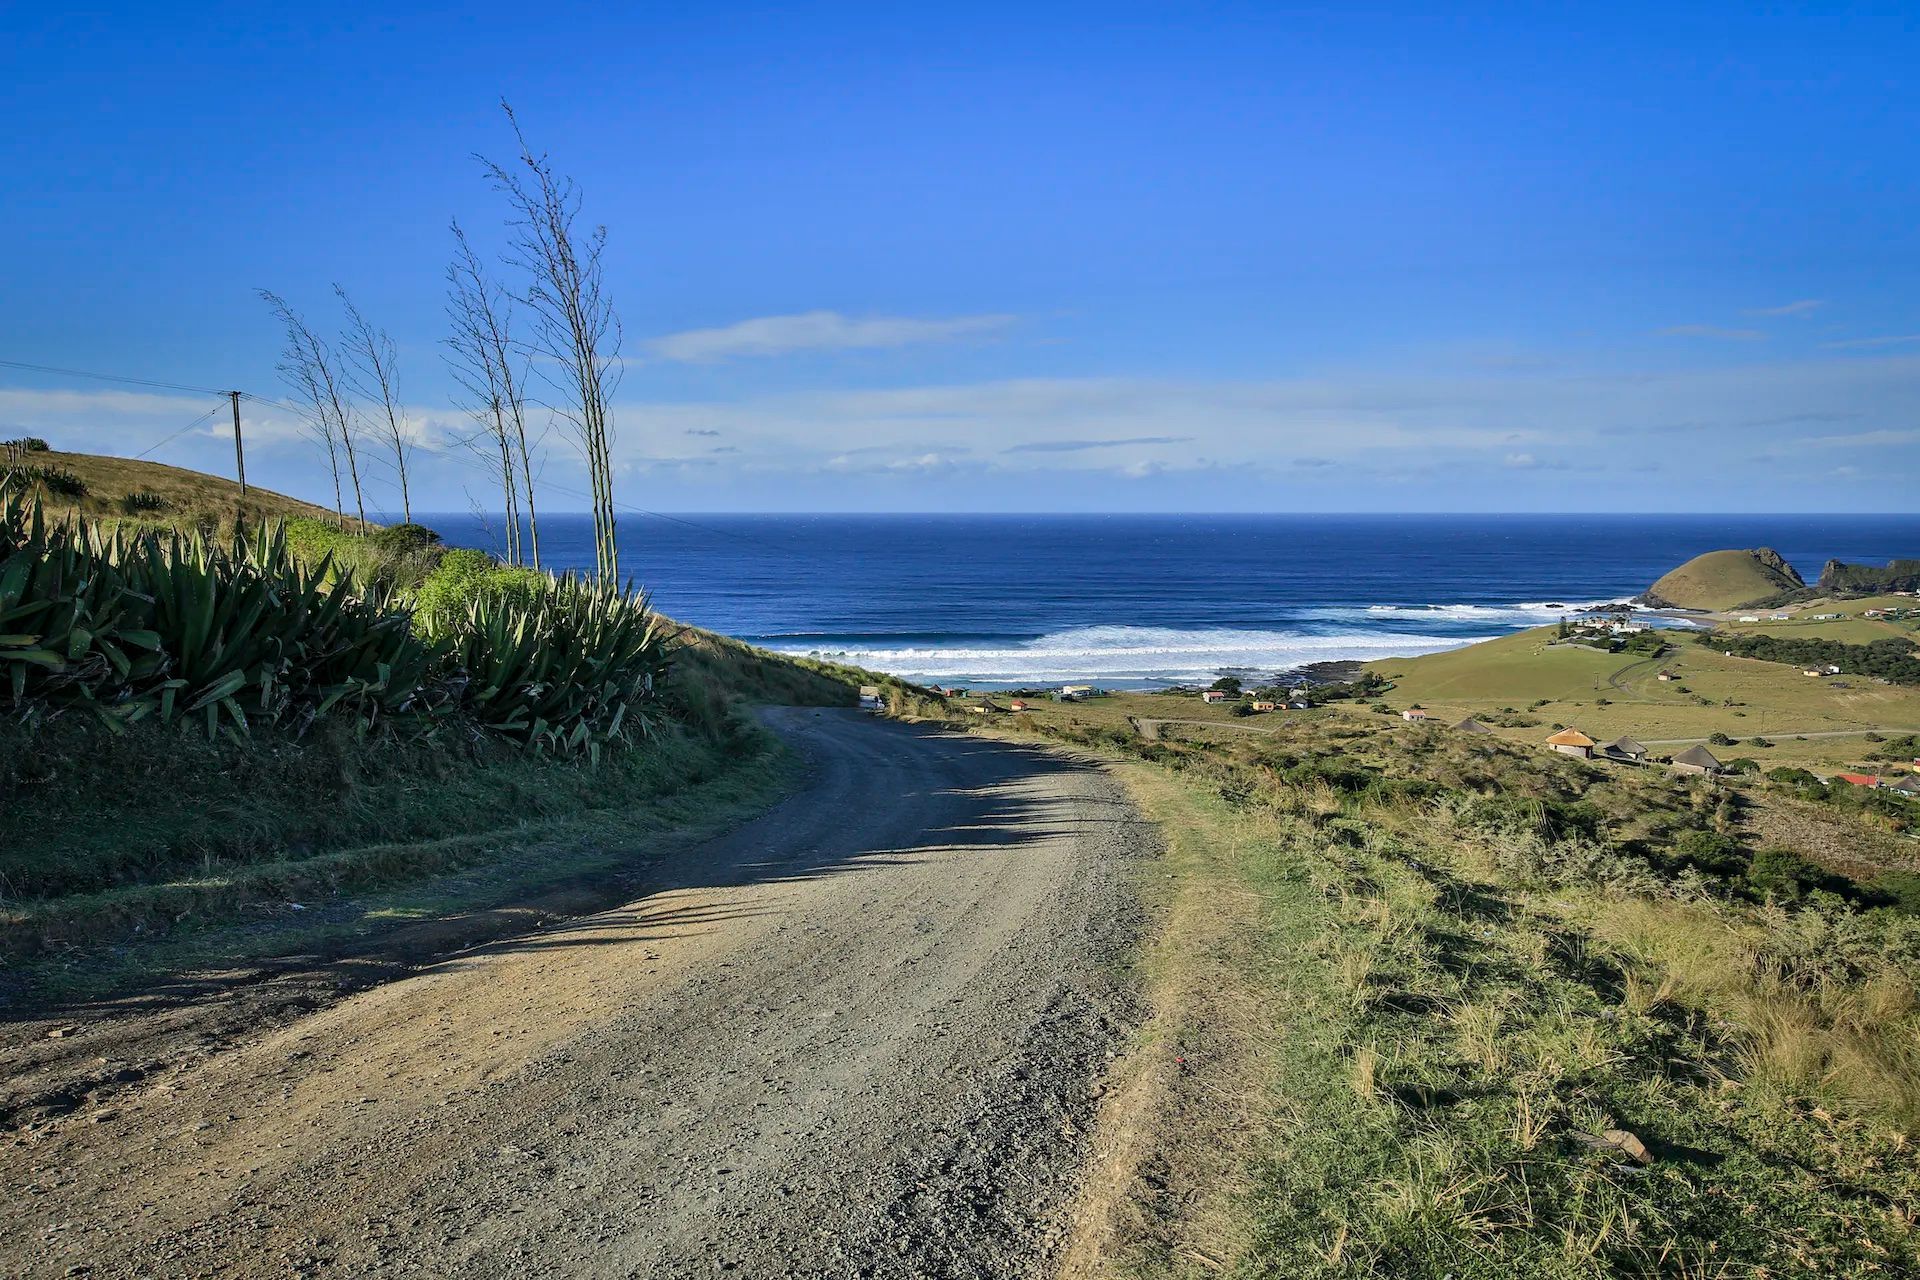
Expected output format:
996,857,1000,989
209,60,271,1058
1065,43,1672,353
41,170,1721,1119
135,401,229,460
0,358,231,398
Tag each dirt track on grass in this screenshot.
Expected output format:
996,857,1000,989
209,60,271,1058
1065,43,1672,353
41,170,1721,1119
0,708,1151,1279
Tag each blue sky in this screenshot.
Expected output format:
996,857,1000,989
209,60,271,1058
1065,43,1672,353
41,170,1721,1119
2,3,1916,513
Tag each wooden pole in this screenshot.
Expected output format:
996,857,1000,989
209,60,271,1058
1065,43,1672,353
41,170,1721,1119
229,391,247,496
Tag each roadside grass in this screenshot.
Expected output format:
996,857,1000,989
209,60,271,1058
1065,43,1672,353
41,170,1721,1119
0,711,793,957
7,738,798,1009
1006,710,1920,1278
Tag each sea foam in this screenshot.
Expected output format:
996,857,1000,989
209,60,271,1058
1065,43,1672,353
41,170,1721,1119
767,624,1487,684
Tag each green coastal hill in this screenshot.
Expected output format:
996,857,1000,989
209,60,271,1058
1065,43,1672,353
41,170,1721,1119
4,443,336,527
1639,546,1806,610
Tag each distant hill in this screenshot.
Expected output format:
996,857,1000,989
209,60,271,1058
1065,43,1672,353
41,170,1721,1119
1819,558,1920,595
2,446,343,528
1639,548,1806,611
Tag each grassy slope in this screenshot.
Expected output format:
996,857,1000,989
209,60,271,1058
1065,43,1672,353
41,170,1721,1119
1364,625,1920,769
997,706,1920,1278
1644,548,1805,611
16,448,339,527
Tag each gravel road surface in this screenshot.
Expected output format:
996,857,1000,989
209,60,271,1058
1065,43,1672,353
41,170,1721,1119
1,709,1151,1279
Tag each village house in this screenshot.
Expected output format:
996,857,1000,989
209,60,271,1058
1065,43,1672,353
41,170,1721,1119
1834,773,1881,789
1889,774,1920,798
1201,690,1228,703
1402,709,1432,722
1768,613,1791,621
1252,700,1277,712
1287,699,1312,710
1545,728,1597,758
1738,615,1760,624
1008,699,1029,712
1453,717,1494,733
1657,670,1679,682
1604,735,1649,763
1669,744,1723,776
1060,684,1099,699
1812,613,1843,621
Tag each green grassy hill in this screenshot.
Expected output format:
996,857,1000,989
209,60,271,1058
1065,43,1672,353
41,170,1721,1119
1363,624,1920,768
4,446,337,528
1640,547,1806,611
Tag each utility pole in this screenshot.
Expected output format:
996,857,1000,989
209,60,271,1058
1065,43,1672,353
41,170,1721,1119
228,391,248,496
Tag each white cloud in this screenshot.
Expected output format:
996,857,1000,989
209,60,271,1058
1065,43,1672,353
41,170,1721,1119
646,310,1017,362
1744,299,1824,317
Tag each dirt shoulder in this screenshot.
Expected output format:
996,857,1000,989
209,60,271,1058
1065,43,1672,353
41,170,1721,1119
1,708,1153,1279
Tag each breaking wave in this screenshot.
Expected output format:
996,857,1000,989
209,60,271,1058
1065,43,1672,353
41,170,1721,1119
764,624,1489,685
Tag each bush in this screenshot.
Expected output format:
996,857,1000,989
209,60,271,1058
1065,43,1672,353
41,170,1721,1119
1873,871,1920,915
1708,732,1736,746
1673,828,1746,876
369,522,442,556
1724,757,1760,774
413,548,547,633
1748,847,1821,901
2,436,50,454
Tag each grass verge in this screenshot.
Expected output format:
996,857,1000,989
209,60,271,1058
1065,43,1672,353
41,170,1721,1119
1011,713,1920,1278
3,726,797,1010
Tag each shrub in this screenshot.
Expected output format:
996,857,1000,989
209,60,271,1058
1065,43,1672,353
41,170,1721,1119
1873,871,1920,915
1673,828,1746,876
413,548,547,633
1708,731,1736,746
1724,757,1760,774
369,522,441,556
1748,847,1821,901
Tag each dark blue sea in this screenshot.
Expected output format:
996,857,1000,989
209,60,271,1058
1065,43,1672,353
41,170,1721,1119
418,513,1920,689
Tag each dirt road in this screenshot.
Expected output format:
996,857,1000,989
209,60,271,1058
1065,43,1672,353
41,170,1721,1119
1,709,1151,1279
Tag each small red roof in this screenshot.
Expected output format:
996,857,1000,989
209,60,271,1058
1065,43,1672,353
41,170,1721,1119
1835,773,1880,787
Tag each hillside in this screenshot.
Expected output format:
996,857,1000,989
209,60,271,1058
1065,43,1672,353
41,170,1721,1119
1820,557,1920,595
3,445,339,527
1639,546,1805,610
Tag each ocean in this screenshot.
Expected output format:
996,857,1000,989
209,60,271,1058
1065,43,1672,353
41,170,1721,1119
420,513,1920,689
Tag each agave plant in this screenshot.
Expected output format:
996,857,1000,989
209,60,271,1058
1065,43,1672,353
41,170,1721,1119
439,573,673,757
4,483,674,755
0,486,163,719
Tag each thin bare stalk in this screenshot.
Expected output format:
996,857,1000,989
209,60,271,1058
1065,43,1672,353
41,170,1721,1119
480,101,621,579
336,285,414,524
